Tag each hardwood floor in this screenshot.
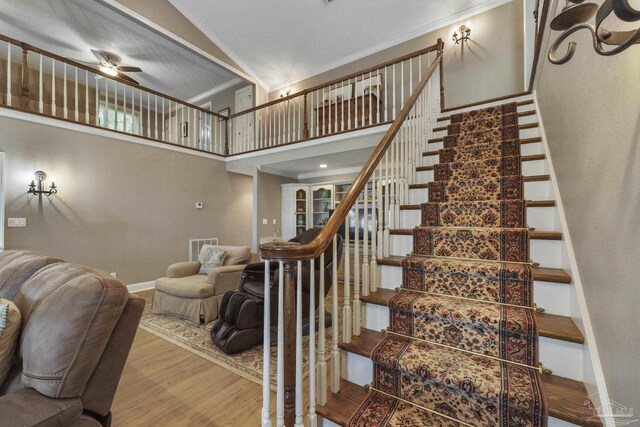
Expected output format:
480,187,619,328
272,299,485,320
112,290,273,426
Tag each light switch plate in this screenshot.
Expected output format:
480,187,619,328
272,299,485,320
262,218,268,225
8,218,27,228
272,219,277,225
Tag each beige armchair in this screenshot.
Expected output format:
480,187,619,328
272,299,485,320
152,245,259,324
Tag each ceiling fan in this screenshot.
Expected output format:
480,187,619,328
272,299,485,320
85,49,142,85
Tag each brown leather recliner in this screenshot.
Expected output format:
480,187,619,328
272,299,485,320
0,255,144,427
242,228,344,325
0,250,63,299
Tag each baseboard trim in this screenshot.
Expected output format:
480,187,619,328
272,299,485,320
127,281,155,293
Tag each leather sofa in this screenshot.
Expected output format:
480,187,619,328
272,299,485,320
0,250,143,427
152,245,259,324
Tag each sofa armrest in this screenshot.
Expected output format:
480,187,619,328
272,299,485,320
167,261,201,278
0,388,83,427
207,264,245,295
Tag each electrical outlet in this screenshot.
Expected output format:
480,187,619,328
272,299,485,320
195,202,204,209
7,218,26,228
262,218,268,225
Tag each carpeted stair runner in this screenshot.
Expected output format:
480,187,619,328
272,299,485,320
349,102,547,426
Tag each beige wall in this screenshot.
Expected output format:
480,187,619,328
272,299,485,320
113,0,245,75
0,116,253,284
536,23,640,410
197,81,252,116
268,1,525,108
256,171,295,245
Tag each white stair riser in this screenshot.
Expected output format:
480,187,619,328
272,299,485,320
408,181,552,204
344,331,584,383
388,233,564,264
424,141,544,157
399,205,559,232
415,170,433,183
432,126,541,140
378,265,572,316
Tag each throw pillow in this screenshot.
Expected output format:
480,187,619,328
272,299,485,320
198,246,227,275
217,245,251,266
0,298,21,387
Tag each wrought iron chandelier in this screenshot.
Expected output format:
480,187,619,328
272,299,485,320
548,0,640,64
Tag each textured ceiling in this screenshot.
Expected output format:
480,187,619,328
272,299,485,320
169,0,507,90
0,0,243,100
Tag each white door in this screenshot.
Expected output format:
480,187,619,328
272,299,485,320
0,152,5,251
234,85,254,152
199,102,212,152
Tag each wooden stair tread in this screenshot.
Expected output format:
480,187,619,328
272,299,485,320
433,122,538,134
521,137,542,144
409,176,550,188
399,200,556,210
338,328,597,426
360,290,583,344
316,379,368,427
416,165,434,171
433,125,447,132
427,137,444,143
390,228,562,240
437,109,536,122
376,256,572,284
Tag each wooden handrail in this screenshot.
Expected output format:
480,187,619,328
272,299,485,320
228,44,440,119
0,33,228,119
260,39,444,261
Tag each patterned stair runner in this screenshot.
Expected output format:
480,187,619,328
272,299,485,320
349,102,547,426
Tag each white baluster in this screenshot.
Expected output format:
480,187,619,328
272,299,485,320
362,181,370,298
371,174,379,292
376,69,381,124
102,77,107,126
315,90,320,137
262,261,271,427
85,69,89,124
330,235,340,393
295,261,303,427
147,93,151,137
361,74,365,127
343,219,351,343
384,65,388,121
74,67,79,121
347,80,352,130
368,70,373,125
384,150,391,257
6,43,11,107
276,262,285,427
38,54,43,113
162,99,165,140
317,252,327,405
392,63,397,118
308,258,317,427
51,58,56,116
353,194,361,336
63,63,68,118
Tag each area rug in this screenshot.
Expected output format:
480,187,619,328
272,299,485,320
139,303,336,391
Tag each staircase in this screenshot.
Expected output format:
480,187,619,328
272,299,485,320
316,97,602,427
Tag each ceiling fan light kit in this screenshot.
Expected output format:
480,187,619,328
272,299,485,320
548,0,640,64
84,49,143,84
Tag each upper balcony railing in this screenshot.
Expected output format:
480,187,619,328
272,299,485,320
0,33,444,157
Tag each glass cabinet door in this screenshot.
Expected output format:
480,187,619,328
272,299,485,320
312,186,333,228
295,188,308,236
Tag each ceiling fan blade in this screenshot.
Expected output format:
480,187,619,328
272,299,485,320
117,66,142,73
117,73,140,85
91,49,109,65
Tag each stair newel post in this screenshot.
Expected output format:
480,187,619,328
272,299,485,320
224,117,230,156
330,235,341,393
343,219,352,343
353,192,361,336
20,46,30,110
303,92,309,140
276,262,285,427
362,181,370,298
262,261,272,427
316,252,327,405
282,261,297,427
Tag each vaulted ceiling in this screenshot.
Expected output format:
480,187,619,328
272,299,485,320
168,0,509,90
0,0,245,100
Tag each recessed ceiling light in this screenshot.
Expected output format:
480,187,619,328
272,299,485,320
320,164,328,168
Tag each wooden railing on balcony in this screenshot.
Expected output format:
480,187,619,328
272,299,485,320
258,39,444,427
0,33,446,158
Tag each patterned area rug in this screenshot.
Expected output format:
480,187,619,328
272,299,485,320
140,302,336,390
349,102,547,426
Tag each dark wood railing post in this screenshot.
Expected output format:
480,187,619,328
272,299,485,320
224,118,230,156
283,261,297,427
437,38,445,111
303,92,309,139
21,45,30,110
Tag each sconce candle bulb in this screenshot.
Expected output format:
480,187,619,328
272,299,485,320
453,24,472,44
27,171,58,196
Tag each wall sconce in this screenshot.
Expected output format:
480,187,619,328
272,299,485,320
452,25,471,44
280,88,291,98
28,171,58,196
548,0,640,64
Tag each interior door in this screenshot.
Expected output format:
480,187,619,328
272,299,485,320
235,85,254,150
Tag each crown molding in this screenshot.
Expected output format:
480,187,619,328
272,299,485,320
270,0,513,92
187,78,244,104
166,0,270,91
99,0,259,88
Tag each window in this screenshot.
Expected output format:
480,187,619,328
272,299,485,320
98,102,141,134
